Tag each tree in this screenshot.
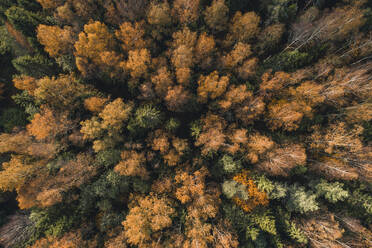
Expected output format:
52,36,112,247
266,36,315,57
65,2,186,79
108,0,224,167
245,133,274,163
0,155,46,192
114,150,149,179
115,21,147,53
204,0,229,32
99,98,132,134
222,42,252,69
197,71,229,103
286,185,319,214
151,66,174,98
165,85,191,112
132,104,162,129
310,122,363,155
103,0,148,25
74,21,123,77
299,213,344,248
258,144,307,177
122,194,175,247
266,99,312,131
313,180,349,203
36,0,64,9
147,1,172,26
84,96,108,113
33,74,91,110
37,25,75,57
195,114,227,155
194,32,216,68
232,170,269,212
27,106,72,140
226,11,260,45
125,49,151,78
172,0,200,25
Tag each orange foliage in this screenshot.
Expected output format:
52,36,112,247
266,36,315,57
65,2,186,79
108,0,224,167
197,71,229,103
237,57,258,80
114,150,149,179
266,99,312,131
222,42,252,69
115,22,147,53
204,0,229,32
30,229,98,248
195,114,227,155
84,96,108,113
75,21,123,77
232,170,268,212
122,194,175,247
173,0,200,25
13,75,37,95
4,21,32,52
176,67,191,85
151,67,174,97
171,45,194,69
260,70,292,95
245,133,275,163
147,1,172,26
17,153,96,209
27,106,71,140
172,27,197,48
0,155,46,192
34,74,91,109
165,85,191,112
99,98,132,134
126,49,151,78
226,11,260,44
195,32,216,66
258,144,307,177
37,25,75,57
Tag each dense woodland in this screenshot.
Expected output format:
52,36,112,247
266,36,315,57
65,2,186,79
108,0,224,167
0,0,371,247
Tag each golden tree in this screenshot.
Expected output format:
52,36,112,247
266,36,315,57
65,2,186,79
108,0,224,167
37,25,75,57
84,96,108,113
195,114,227,155
226,11,260,44
114,150,149,179
245,133,275,163
115,21,148,53
122,194,175,247
172,0,200,25
194,32,216,68
266,99,312,131
258,144,307,177
125,49,151,78
197,71,229,103
147,1,172,26
27,106,72,141
222,42,252,69
204,0,229,32
165,85,191,112
74,21,123,77
99,98,133,134
232,170,269,212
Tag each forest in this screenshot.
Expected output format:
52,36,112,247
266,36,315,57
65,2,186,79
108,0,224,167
0,0,371,247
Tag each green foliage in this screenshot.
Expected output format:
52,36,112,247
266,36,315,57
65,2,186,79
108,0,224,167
222,180,249,200
264,50,312,72
286,185,319,213
96,149,121,168
128,104,162,132
12,54,58,78
313,180,349,203
5,6,43,37
165,117,180,133
0,107,27,132
220,154,242,174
